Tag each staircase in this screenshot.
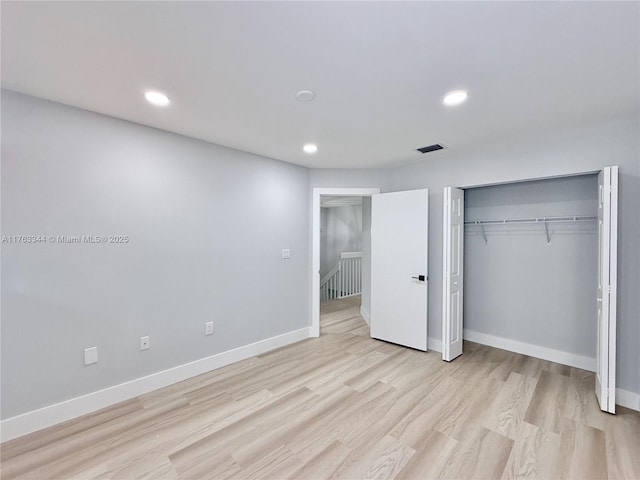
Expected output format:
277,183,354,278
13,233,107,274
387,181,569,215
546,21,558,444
320,252,362,302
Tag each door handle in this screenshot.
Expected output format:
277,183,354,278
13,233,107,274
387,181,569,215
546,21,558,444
411,275,426,281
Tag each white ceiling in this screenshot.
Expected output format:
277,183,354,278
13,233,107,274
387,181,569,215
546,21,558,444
2,2,638,169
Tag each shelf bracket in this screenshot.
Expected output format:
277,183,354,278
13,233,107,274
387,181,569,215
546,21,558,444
544,219,551,244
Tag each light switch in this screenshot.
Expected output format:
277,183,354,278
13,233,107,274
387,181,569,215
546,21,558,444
282,248,291,259
84,346,98,366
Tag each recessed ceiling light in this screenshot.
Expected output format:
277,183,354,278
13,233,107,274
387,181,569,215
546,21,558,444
144,91,170,107
296,90,316,102
443,90,468,106
303,143,318,154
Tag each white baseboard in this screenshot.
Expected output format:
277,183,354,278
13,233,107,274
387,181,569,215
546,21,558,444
616,388,640,411
360,306,371,326
463,329,596,372
427,337,442,353
0,327,312,442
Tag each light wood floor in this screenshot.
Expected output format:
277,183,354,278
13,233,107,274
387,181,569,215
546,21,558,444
2,295,639,480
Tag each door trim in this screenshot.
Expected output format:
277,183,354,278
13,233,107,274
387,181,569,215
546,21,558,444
457,169,601,189
311,187,380,337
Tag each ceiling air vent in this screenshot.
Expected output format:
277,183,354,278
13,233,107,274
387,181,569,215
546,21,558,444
416,144,444,154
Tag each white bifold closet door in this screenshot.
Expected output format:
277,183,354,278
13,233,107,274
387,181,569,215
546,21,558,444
596,166,618,414
371,189,429,351
442,187,464,361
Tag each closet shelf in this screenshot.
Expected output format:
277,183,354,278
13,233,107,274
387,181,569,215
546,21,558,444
464,215,597,245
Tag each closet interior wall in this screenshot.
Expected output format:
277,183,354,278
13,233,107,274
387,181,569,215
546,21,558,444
463,174,599,361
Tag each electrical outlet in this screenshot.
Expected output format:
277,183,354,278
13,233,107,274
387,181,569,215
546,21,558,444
140,336,150,351
205,321,214,336
84,346,98,365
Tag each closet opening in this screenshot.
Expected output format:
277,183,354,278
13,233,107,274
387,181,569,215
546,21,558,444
442,167,618,413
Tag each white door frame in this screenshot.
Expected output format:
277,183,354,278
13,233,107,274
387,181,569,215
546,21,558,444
457,169,601,189
311,187,380,337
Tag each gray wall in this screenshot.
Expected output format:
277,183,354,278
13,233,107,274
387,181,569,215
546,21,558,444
464,175,598,357
320,205,363,278
1,91,310,419
389,115,639,394
308,168,391,191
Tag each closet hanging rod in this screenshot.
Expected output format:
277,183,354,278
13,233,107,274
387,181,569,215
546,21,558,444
464,215,597,226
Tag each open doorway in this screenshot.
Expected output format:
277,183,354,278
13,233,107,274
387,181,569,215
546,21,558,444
320,196,364,302
319,195,364,336
311,188,380,337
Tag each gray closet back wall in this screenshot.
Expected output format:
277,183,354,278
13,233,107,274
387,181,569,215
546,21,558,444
464,174,599,358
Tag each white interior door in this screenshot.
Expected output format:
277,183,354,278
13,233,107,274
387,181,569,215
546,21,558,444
371,189,429,351
442,187,464,361
596,166,618,413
